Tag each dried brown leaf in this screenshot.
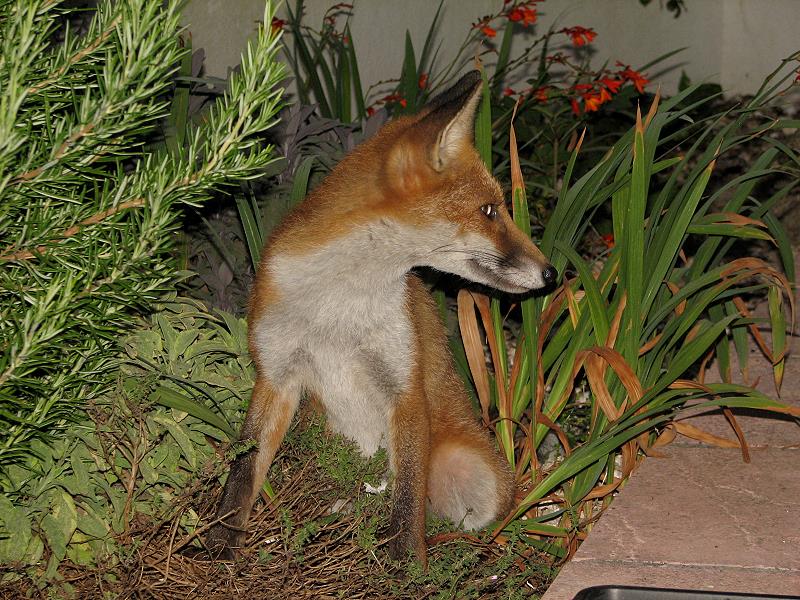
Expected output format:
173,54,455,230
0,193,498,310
673,421,740,448
644,86,661,130
723,407,751,463
457,290,491,425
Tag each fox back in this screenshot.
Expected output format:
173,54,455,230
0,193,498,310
207,70,555,567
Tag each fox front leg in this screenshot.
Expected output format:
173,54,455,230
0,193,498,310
207,376,299,558
385,383,430,567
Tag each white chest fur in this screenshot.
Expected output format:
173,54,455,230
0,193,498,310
250,224,420,456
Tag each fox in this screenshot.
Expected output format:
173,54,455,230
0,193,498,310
206,70,556,566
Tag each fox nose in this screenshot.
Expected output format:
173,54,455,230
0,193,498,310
542,264,557,285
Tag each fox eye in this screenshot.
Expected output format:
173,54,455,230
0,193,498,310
480,204,497,219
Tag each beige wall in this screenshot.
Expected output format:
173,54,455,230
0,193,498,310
720,0,799,92
182,0,799,97
182,1,265,78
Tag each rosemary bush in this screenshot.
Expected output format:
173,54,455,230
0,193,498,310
0,0,284,474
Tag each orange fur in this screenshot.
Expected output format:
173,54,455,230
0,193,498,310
206,71,552,568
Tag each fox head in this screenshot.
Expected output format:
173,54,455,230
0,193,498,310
379,70,556,293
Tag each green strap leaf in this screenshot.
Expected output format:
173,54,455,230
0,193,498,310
150,386,234,439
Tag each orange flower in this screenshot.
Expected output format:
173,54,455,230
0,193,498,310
418,73,428,90
571,98,581,116
508,6,537,25
533,86,548,102
599,76,622,94
573,80,614,114
524,8,537,25
504,87,516,97
562,26,596,47
380,93,406,108
601,233,615,248
481,25,497,37
583,92,602,112
617,64,649,93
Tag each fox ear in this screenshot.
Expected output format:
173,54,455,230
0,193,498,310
386,71,483,191
422,70,483,171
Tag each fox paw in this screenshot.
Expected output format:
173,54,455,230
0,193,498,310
205,525,243,561
384,524,427,568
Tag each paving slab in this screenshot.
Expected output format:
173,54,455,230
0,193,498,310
572,446,800,569
542,446,800,600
